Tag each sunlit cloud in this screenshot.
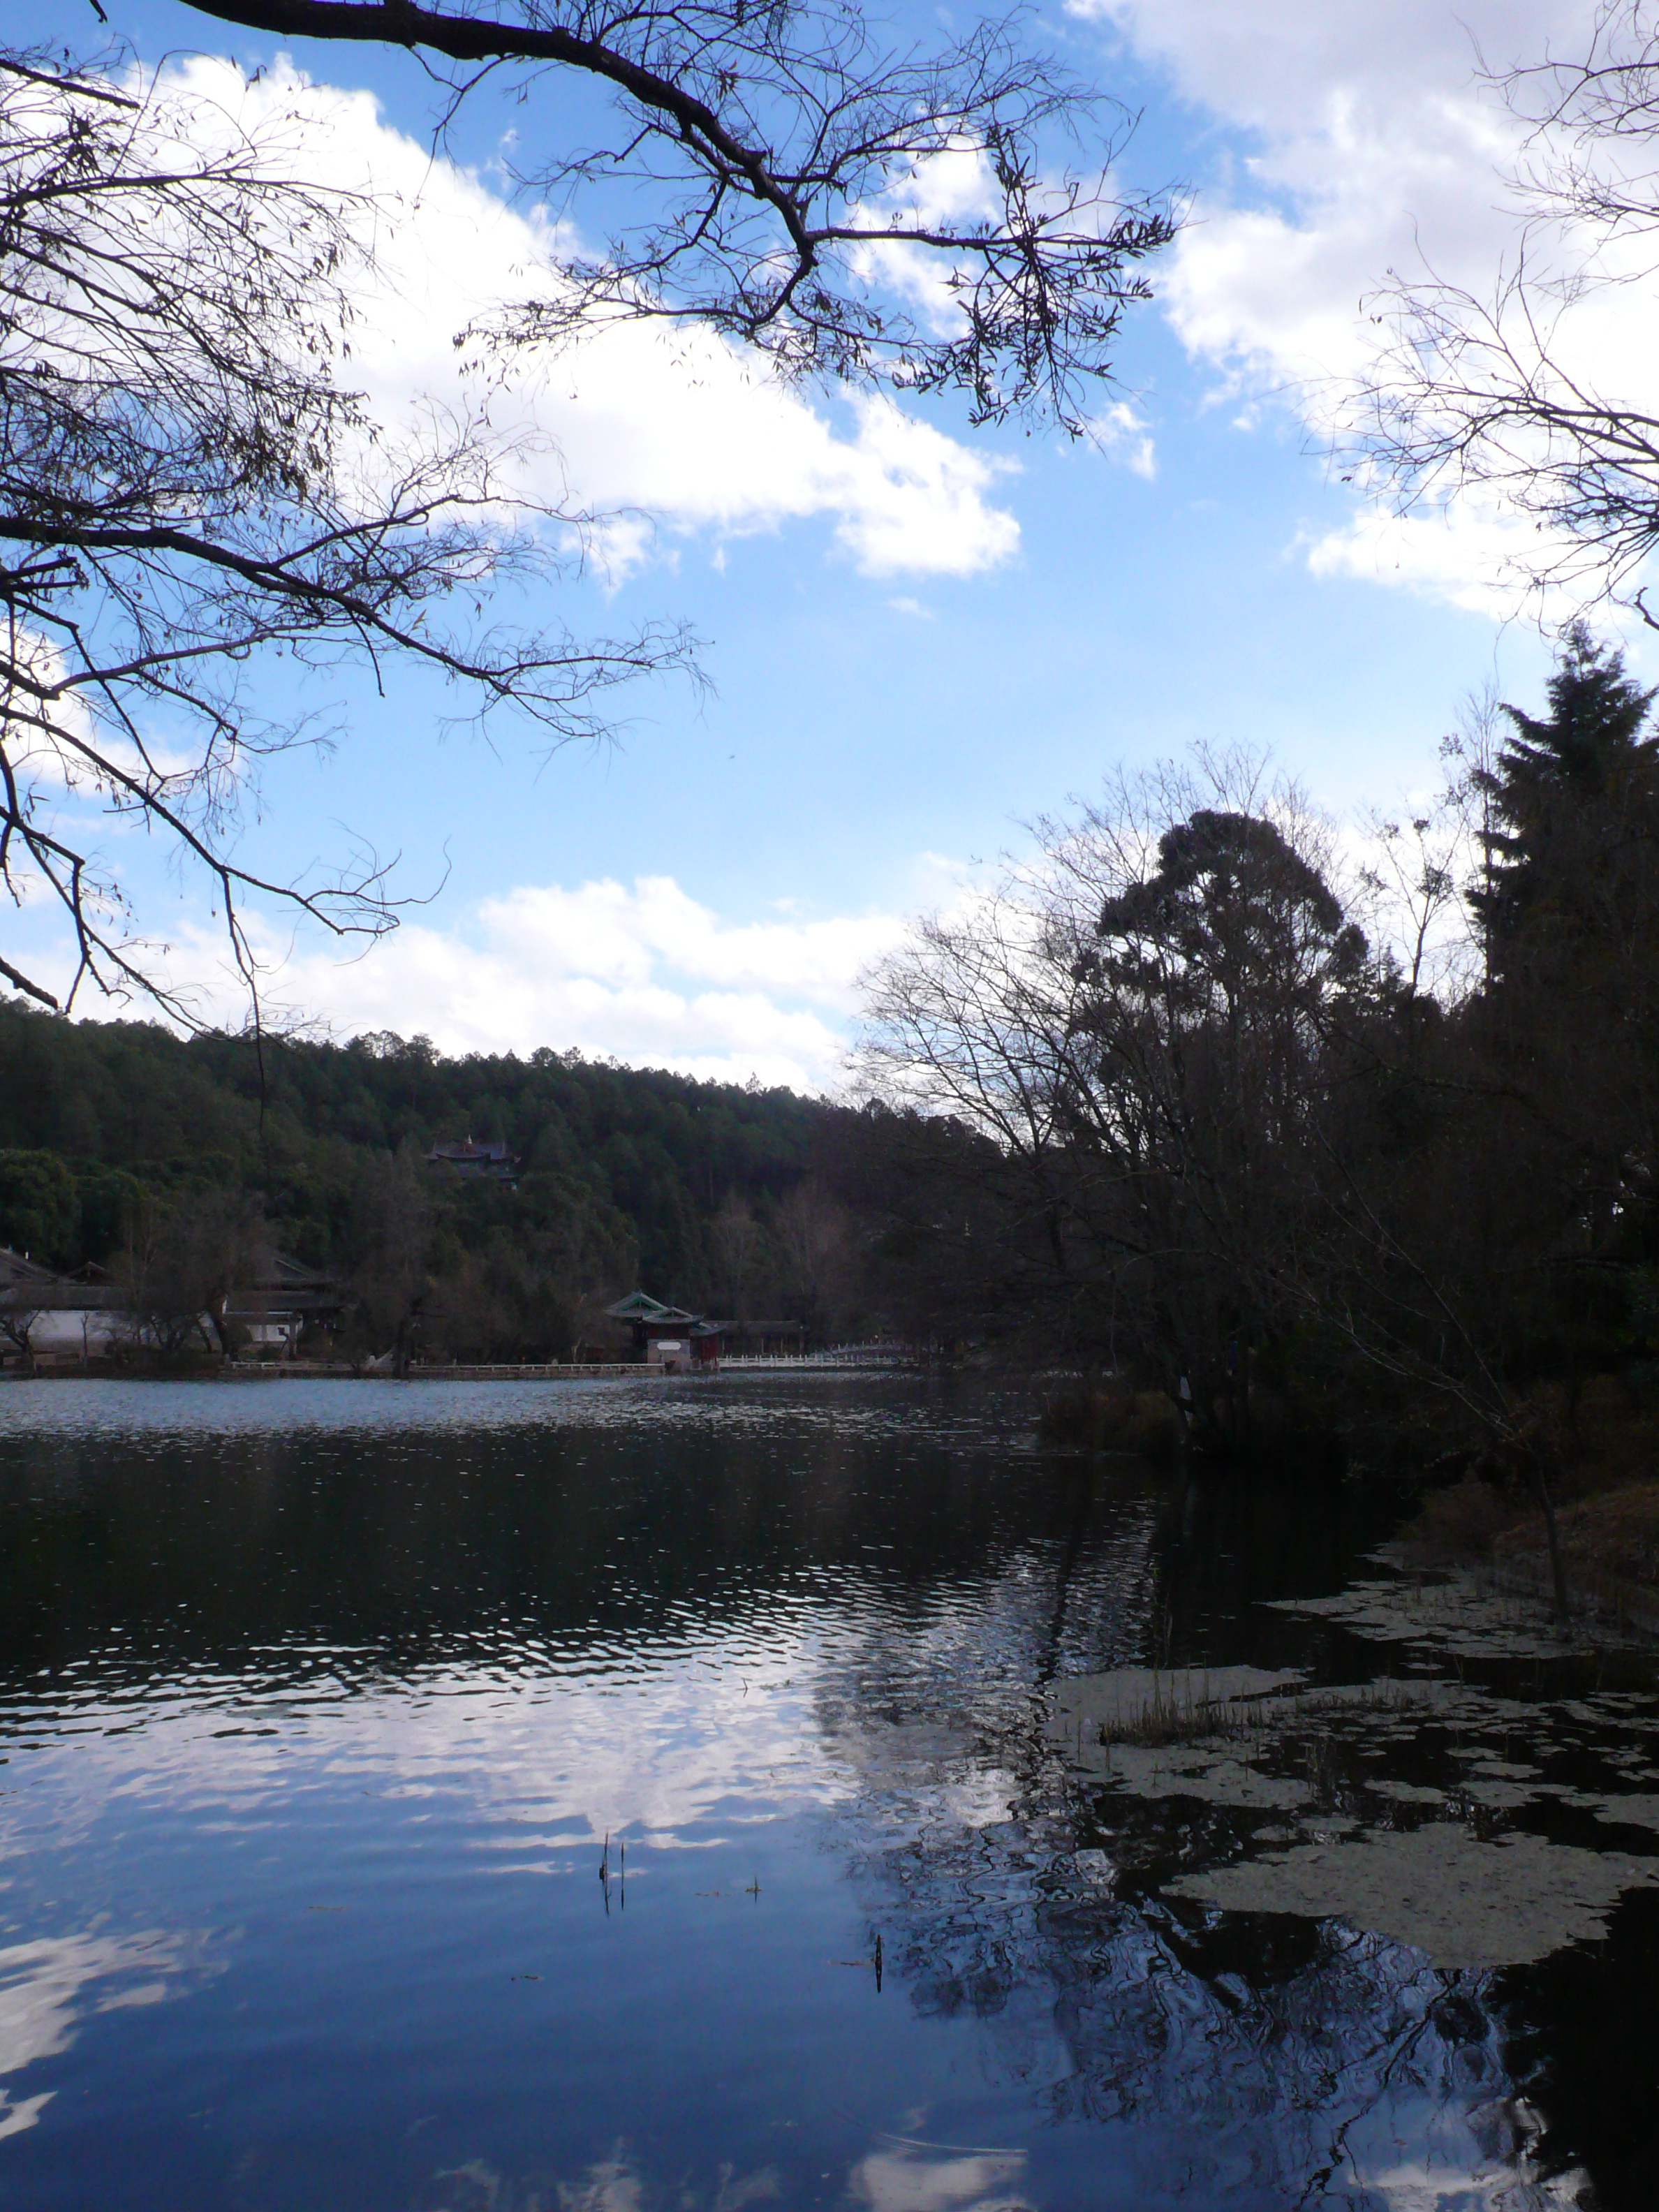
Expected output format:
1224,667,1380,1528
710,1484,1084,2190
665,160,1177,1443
151,57,1024,583
163,871,923,1091
1075,0,1642,614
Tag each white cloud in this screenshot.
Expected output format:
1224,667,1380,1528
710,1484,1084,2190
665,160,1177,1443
1091,399,1156,480
156,57,1021,581
187,873,920,1091
1075,0,1638,609
1299,499,1547,616
1081,0,1557,144
480,876,899,1003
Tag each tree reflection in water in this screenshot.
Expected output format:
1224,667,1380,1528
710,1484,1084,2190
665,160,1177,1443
808,1470,1630,2209
837,1795,1585,2203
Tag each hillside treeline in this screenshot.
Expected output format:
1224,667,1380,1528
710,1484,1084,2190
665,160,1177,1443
0,1017,901,1359
862,628,1659,1518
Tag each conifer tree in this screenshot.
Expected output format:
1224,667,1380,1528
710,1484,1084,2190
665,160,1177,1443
1473,625,1659,989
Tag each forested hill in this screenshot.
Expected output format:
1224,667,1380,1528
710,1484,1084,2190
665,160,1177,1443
0,1003,878,1349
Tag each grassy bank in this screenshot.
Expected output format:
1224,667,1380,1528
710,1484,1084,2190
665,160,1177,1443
1399,1378,1659,1627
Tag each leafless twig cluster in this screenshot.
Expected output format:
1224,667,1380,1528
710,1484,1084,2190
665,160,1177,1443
0,50,695,1019
186,0,1179,434
1343,1,1659,622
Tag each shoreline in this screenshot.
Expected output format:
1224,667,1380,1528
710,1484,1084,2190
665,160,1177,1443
0,1357,910,1383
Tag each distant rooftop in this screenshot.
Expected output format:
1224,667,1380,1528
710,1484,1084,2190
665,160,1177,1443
427,1136,518,1177
604,1292,700,1324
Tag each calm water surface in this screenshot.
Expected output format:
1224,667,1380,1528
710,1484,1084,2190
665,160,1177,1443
0,1375,1651,2210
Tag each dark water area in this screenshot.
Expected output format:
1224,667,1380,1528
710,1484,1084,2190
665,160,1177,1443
0,1375,1649,2210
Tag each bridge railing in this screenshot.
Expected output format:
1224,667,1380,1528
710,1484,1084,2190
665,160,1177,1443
716,1343,910,1367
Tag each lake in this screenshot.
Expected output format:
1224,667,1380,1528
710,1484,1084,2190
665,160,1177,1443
0,1374,1651,2210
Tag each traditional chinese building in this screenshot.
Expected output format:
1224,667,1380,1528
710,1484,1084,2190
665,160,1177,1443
425,1136,519,1181
589,1292,725,1371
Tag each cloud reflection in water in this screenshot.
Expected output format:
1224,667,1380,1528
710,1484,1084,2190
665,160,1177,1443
0,1929,212,2140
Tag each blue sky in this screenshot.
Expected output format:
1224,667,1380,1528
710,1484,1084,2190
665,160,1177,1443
15,0,1619,1083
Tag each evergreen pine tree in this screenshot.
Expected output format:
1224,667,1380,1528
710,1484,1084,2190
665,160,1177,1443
1473,623,1659,986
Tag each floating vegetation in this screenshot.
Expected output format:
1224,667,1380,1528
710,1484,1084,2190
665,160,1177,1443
1044,1567,1659,1979
1262,1566,1605,1660
1589,1792,1659,1832
1167,1824,1659,1970
1093,1741,1311,1812
1045,1669,1463,1819
1049,1665,1445,1758
1049,1665,1306,1752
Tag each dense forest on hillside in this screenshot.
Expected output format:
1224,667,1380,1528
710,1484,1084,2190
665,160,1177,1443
0,1015,908,1357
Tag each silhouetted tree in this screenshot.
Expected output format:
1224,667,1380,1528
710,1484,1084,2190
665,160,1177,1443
1473,624,1659,987
862,755,1375,1431
116,1187,273,1357
343,1146,433,1373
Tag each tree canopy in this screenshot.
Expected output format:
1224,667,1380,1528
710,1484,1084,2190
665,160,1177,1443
0,996,894,1357
860,635,1659,1528
1473,624,1659,986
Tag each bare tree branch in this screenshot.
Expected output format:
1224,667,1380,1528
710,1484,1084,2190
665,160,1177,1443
1341,3,1659,617
0,50,698,1018
178,0,1180,433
